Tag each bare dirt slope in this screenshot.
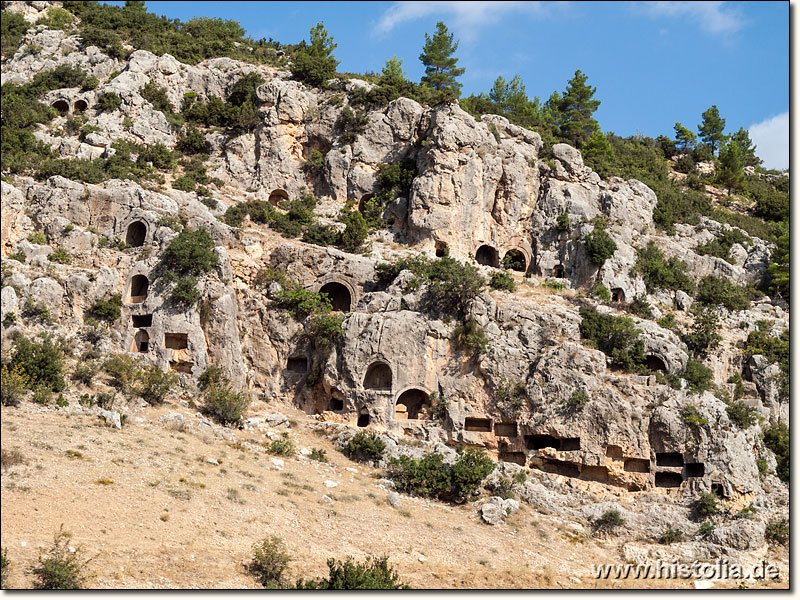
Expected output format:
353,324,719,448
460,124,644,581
0,402,788,590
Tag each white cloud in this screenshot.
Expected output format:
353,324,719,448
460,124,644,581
372,1,549,40
748,111,789,171
636,1,745,35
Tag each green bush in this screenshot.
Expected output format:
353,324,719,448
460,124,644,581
490,271,516,292
583,222,617,265
386,447,494,504
451,318,489,357
681,357,714,394
32,528,85,590
161,228,219,276
762,423,788,482
695,492,719,518
659,525,684,545
290,52,338,88
2,11,30,57
725,401,757,429
685,305,721,356
70,361,96,385
170,275,202,306
81,76,99,91
88,295,121,322
309,448,328,463
696,521,715,539
1,364,29,407
274,286,332,320
48,248,71,264
202,381,250,426
135,364,178,405
564,389,589,411
633,242,695,294
95,91,122,112
593,509,625,532
177,125,209,154
339,208,368,252
28,231,47,244
578,307,646,372
695,229,749,263
10,336,64,392
302,222,341,247
247,536,290,588
682,404,707,427
267,432,296,456
296,556,408,590
695,276,752,311
102,354,141,396
338,106,367,144
556,212,570,231
628,294,654,319
345,432,385,463
765,519,789,545
306,312,344,347
744,322,788,402
592,284,611,301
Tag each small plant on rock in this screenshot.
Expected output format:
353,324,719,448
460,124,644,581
765,519,789,545
267,433,296,457
659,525,684,545
345,431,385,463
694,492,719,518
490,271,516,292
593,509,625,533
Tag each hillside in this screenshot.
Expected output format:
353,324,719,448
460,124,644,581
0,1,789,590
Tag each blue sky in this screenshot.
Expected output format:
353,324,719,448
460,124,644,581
111,1,789,169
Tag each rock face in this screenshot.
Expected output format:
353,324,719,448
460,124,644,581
0,1,788,541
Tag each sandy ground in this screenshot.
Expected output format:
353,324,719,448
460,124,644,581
0,401,788,590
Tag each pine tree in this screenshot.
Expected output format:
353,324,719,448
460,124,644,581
557,70,600,148
290,22,339,88
697,105,727,155
381,56,406,83
489,75,528,117
673,122,696,152
419,22,465,99
717,139,746,194
730,127,760,167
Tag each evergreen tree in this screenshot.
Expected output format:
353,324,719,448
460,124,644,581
381,56,406,82
673,121,696,152
488,74,529,117
717,138,746,194
730,127,760,167
419,22,465,99
557,70,600,148
697,105,727,155
290,22,339,88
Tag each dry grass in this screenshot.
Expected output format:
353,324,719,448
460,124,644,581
1,447,26,469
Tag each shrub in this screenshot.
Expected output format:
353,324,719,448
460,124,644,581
1,364,28,407
685,305,721,356
247,536,290,588
765,519,789,545
309,448,328,463
274,286,332,320
102,354,140,396
681,357,714,395
490,271,516,292
176,126,209,154
31,528,86,589
726,401,757,429
496,381,525,417
429,393,450,425
202,381,249,426
659,525,684,545
48,248,71,264
338,106,368,144
696,521,715,539
22,299,50,323
28,231,47,244
2,11,29,57
628,294,654,319
302,222,341,247
578,307,646,372
345,432,385,463
592,284,611,301
303,148,325,173
339,208,368,252
95,391,115,410
682,405,707,427
583,222,617,265
556,212,570,231
593,509,625,532
81,76,99,91
296,556,408,590
744,322,788,403
386,447,494,504
95,91,122,112
695,229,749,263
762,423,788,482
492,476,516,500
451,319,489,357
1,547,8,588
170,275,202,306
306,313,344,348
267,432,296,457
633,242,695,294
290,52,338,89
135,364,178,405
695,276,752,311
564,389,589,411
10,336,64,392
161,228,219,276
88,295,121,322
695,492,719,518
198,366,226,391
